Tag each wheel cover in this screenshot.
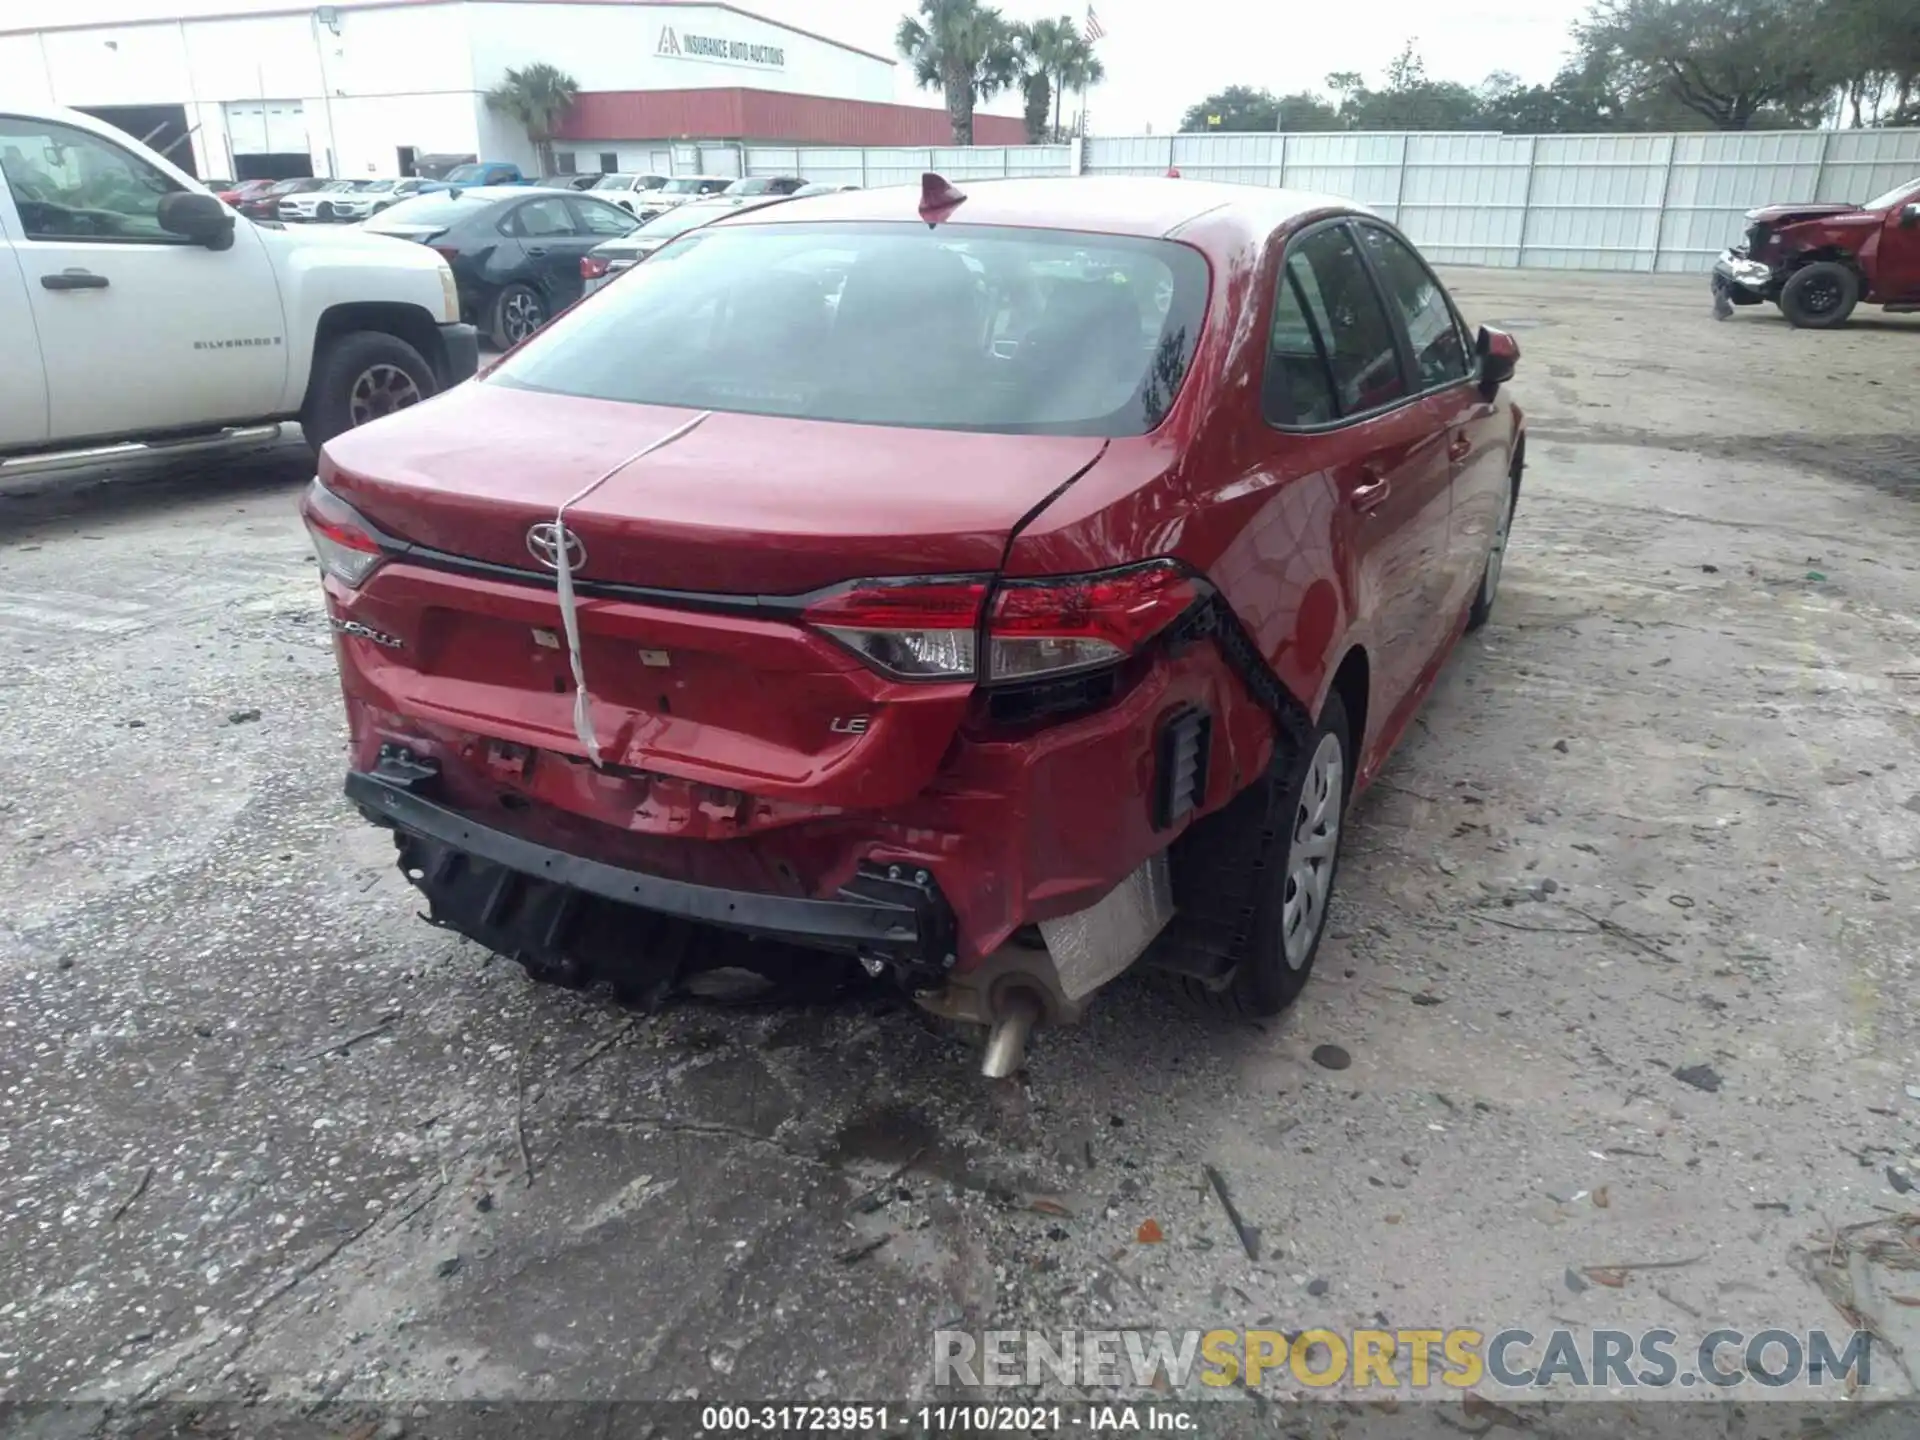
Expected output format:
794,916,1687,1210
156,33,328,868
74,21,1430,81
346,363,424,427
1482,481,1515,609
1281,731,1344,969
504,290,543,342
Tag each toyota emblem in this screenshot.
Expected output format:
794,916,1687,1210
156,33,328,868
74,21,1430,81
526,521,586,572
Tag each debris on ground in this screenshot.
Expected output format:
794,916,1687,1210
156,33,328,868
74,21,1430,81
1890,1168,1915,1196
435,1255,462,1279
1673,1063,1723,1093
1311,1044,1352,1071
1203,1164,1261,1262
227,708,262,725
835,1235,890,1265
1136,1218,1165,1244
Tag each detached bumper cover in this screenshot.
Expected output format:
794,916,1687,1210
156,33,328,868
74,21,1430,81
1713,250,1775,295
346,760,956,964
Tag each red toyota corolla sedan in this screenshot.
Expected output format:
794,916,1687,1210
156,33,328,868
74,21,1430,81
305,176,1523,1074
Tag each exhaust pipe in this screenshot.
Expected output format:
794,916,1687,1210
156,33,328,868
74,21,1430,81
980,988,1042,1079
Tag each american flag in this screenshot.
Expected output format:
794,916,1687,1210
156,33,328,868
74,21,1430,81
1083,5,1105,42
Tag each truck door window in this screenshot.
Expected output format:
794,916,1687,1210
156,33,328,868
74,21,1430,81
0,117,186,243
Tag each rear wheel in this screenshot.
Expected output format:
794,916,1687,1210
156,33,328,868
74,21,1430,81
1165,693,1352,1020
489,283,547,349
1779,262,1860,329
300,330,435,451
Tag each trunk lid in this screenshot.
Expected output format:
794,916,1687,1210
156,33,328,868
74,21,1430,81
322,383,1108,809
322,380,1107,595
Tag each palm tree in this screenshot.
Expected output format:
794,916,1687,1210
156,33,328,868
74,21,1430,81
1012,16,1105,141
485,63,579,176
897,0,1019,146
1057,38,1106,138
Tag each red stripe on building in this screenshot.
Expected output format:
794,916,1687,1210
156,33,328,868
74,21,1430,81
555,88,1031,146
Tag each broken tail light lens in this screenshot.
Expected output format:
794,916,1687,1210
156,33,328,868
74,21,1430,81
803,578,987,679
987,560,1199,682
300,479,387,588
580,254,611,281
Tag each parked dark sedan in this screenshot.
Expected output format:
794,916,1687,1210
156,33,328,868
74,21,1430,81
540,173,608,191
364,186,638,347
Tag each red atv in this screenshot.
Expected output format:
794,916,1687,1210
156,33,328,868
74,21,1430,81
1712,176,1920,328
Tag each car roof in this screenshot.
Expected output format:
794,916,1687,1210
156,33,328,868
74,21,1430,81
439,184,577,201
723,175,1368,241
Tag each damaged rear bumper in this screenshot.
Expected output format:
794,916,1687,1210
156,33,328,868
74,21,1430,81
348,754,958,971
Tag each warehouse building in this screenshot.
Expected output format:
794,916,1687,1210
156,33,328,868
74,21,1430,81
0,0,1025,182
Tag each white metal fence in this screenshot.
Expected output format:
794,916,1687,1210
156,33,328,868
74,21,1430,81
724,128,1920,274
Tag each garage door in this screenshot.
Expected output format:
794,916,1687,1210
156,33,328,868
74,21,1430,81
225,100,308,155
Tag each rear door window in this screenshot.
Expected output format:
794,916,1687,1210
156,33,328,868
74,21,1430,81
1285,225,1408,417
569,196,636,236
511,196,575,237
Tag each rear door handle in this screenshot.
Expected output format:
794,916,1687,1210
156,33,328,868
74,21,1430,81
526,246,550,257
1449,433,1472,463
42,270,108,291
1351,471,1392,512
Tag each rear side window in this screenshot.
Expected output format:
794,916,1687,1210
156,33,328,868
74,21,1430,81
1263,254,1339,427
1357,225,1471,389
490,221,1211,437
1285,226,1407,418
570,197,635,235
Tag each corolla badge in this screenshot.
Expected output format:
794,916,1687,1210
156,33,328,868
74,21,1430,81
526,522,586,571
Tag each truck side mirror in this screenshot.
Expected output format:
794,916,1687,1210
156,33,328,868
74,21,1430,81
159,191,235,251
1901,203,1920,229
1476,325,1520,399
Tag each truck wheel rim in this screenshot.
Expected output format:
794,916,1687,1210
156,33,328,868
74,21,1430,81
1281,731,1343,969
347,364,423,426
1802,276,1841,313
505,292,543,342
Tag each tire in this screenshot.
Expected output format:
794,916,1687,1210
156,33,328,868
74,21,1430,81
299,329,436,451
1168,692,1352,1020
489,283,547,350
1779,262,1860,329
1467,463,1521,632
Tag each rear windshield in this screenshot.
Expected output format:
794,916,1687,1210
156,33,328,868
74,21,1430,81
491,222,1210,436
725,177,778,195
367,192,487,227
661,177,713,194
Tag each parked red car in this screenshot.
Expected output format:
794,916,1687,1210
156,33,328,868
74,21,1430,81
216,178,278,206
306,177,1523,1073
1712,175,1920,327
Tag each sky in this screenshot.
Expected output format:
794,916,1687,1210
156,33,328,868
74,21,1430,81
753,0,1591,131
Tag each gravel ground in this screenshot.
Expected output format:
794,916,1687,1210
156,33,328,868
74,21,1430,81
1,270,1917,1433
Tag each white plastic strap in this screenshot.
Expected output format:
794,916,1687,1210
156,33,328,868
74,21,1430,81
552,410,713,766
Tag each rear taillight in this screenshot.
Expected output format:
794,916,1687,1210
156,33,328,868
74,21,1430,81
802,561,1200,685
580,254,611,280
802,578,987,679
988,561,1199,680
300,479,386,587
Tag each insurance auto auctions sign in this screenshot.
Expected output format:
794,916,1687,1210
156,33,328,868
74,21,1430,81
657,25,786,68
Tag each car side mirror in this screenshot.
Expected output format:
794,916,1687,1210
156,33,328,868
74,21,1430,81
1476,325,1520,399
159,191,235,251
1901,203,1920,229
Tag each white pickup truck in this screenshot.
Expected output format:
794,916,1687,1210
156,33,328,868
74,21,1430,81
0,105,477,461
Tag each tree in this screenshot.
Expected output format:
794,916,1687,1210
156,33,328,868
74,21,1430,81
1576,0,1834,129
1823,0,1920,126
1337,42,1487,129
1014,17,1105,141
897,0,1020,145
484,63,579,175
1179,86,1278,132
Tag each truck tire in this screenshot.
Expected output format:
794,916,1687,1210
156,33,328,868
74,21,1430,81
1779,262,1860,329
301,330,436,450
